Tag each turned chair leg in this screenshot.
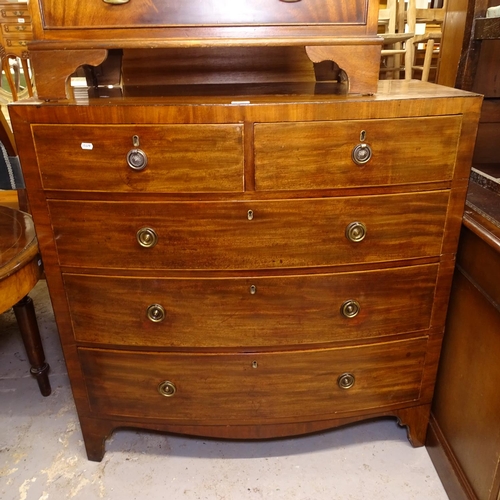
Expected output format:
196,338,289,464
13,295,51,397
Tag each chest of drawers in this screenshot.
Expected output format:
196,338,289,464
0,0,33,101
10,80,481,461
0,0,31,48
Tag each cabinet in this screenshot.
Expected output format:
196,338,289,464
9,80,482,461
427,207,500,500
0,0,33,100
426,1,500,498
25,0,383,100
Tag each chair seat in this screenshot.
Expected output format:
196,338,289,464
0,206,40,312
0,205,50,396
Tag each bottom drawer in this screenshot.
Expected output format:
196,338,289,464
79,337,427,423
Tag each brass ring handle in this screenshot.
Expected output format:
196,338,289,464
338,373,355,390
341,300,360,319
137,227,158,248
127,148,148,171
158,381,176,397
103,0,130,4
147,304,166,323
352,143,372,166
345,221,367,243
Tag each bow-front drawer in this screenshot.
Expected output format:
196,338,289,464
48,191,449,270
79,337,427,422
39,0,368,29
64,264,439,347
254,116,462,190
32,124,244,193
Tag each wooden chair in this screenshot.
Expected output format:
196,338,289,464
412,31,442,81
0,112,51,397
410,0,447,81
0,44,34,102
379,0,416,79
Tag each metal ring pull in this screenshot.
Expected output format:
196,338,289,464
137,227,158,248
103,0,130,4
338,373,355,390
341,300,360,319
147,304,166,323
345,221,367,243
158,381,176,397
351,143,372,166
127,148,148,171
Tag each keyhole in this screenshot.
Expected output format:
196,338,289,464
360,130,366,142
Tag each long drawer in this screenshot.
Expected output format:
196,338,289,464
65,264,439,347
49,191,449,270
32,124,244,193
254,116,462,190
79,337,427,422
39,0,367,28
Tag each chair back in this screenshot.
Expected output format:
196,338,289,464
0,110,25,189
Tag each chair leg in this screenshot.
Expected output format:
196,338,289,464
20,58,34,97
13,295,51,397
2,56,18,101
421,39,435,82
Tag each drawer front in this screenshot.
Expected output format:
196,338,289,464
32,124,244,193
5,37,29,48
40,0,367,29
254,116,462,190
0,6,30,19
79,338,427,422
49,192,449,270
65,264,439,347
1,22,32,35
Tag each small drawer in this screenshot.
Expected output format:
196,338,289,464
4,37,29,48
40,0,368,29
0,6,30,19
1,22,32,35
49,191,449,270
32,124,244,192
79,337,427,422
65,264,439,347
254,116,462,190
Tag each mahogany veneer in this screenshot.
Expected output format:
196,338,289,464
9,80,481,461
26,0,383,99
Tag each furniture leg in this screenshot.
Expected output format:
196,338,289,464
79,417,116,462
20,57,34,97
396,404,431,447
305,44,381,95
13,294,51,396
1,55,18,101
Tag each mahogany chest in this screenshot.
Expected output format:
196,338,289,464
10,80,481,461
